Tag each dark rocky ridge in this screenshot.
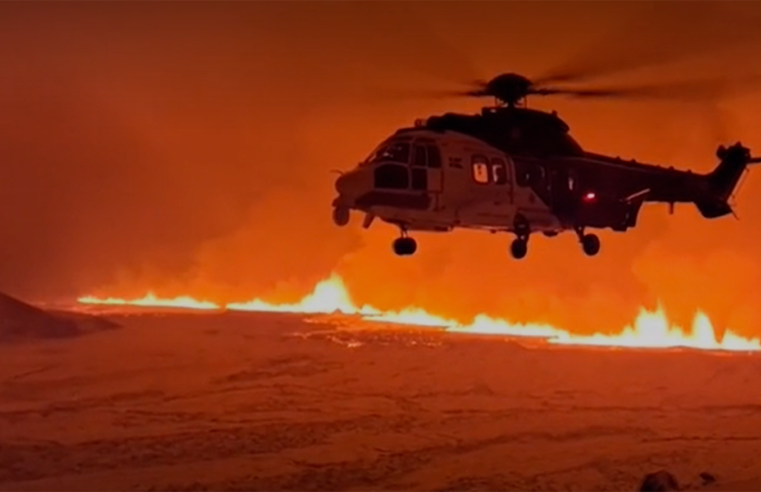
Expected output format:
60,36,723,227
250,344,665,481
0,291,119,343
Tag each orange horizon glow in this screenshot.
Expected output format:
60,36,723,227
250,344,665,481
77,273,761,352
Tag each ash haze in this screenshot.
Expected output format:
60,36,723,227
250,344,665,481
3,1,761,337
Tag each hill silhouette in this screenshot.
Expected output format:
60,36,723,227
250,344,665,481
0,291,119,343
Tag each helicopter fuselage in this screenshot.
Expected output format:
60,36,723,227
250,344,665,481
333,128,562,235
332,107,756,258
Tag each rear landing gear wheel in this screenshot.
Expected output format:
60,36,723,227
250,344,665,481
393,237,417,256
510,238,528,259
581,233,600,256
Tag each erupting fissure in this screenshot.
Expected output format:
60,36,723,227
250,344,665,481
77,273,761,352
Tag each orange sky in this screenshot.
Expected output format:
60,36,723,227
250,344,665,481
3,1,761,337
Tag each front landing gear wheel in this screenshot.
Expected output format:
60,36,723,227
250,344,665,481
393,237,417,256
581,233,600,256
510,238,528,259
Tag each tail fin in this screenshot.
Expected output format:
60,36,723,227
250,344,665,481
696,143,761,219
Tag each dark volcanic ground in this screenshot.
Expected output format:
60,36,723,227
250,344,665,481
0,310,760,491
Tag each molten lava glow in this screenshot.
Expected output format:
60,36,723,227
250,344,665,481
226,274,381,316
78,273,761,352
77,293,220,311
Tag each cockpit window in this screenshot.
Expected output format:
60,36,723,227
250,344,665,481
374,164,409,190
367,142,411,165
426,145,442,168
411,142,443,168
413,145,427,167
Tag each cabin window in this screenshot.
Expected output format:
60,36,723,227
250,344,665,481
413,145,427,167
426,145,442,168
514,161,530,187
491,158,508,185
514,161,546,188
374,163,409,190
472,154,490,184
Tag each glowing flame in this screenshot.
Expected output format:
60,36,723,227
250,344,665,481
77,292,220,311
226,274,381,315
78,274,761,352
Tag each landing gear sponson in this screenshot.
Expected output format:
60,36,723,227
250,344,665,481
508,216,601,260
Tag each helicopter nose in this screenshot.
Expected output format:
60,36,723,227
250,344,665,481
334,173,350,195
334,169,369,197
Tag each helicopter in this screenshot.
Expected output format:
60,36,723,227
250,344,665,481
332,0,761,259
330,67,761,260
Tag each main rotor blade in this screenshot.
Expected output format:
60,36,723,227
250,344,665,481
351,84,485,104
357,77,496,104
539,72,761,102
534,2,761,86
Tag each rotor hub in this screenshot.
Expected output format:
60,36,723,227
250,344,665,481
484,73,534,106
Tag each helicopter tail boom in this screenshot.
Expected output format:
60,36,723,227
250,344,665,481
695,143,760,218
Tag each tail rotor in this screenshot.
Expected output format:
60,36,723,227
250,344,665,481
695,142,761,219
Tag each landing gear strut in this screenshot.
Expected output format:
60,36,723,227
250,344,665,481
392,229,417,256
576,227,601,256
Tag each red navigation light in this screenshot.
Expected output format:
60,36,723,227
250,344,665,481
583,191,596,201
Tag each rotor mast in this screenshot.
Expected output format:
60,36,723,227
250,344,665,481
471,73,536,108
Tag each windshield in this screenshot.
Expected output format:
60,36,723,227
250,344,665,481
363,141,411,166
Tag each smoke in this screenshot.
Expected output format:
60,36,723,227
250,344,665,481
0,2,367,299
2,2,761,339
